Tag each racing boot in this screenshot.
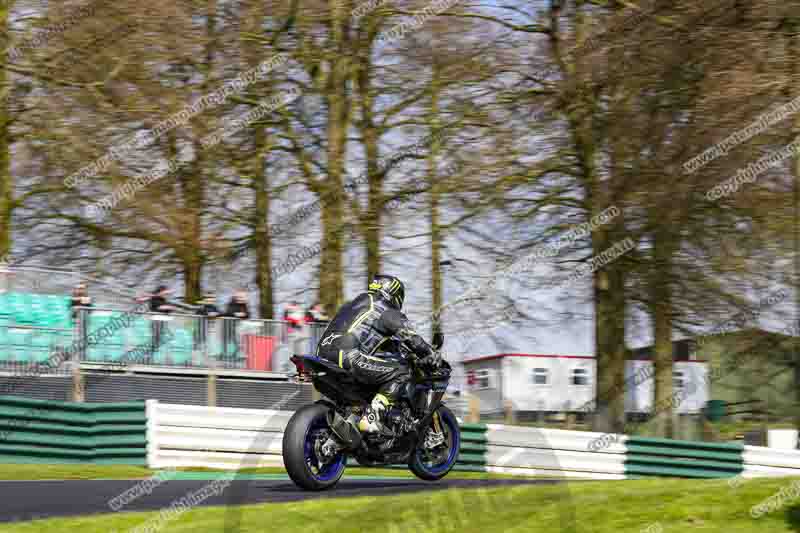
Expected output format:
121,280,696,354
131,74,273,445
358,393,391,434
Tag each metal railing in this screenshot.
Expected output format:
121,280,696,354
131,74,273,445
0,306,328,373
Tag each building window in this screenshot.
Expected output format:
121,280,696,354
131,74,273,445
571,367,590,386
673,370,685,390
532,368,549,385
468,369,493,390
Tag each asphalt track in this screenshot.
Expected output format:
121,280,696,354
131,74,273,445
0,477,555,523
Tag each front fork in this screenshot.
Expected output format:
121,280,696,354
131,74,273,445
432,411,443,434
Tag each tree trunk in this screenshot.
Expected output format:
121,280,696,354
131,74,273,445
181,0,217,305
244,3,274,319
319,0,350,315
791,19,800,438
183,254,203,305
430,193,442,338
0,2,11,258
593,247,627,433
359,49,381,282
428,64,443,338
652,228,674,438
320,195,344,315
254,161,274,319
591,180,627,432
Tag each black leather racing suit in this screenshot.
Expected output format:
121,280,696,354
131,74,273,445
315,292,434,403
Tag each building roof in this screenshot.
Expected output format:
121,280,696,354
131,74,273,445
462,353,594,365
462,352,708,365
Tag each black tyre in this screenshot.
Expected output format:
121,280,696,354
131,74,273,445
282,403,347,490
408,405,461,481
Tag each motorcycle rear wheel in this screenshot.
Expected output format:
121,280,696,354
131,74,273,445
283,403,347,491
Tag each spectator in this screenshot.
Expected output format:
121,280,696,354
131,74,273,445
135,285,175,359
69,282,93,320
70,283,93,360
305,302,329,353
284,301,310,356
223,290,250,361
283,301,304,333
304,302,329,324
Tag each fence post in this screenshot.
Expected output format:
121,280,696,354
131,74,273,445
468,394,481,423
70,324,84,401
504,399,516,425
207,373,217,407
207,342,217,407
71,365,85,402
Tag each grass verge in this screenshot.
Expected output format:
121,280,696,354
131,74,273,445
0,464,534,481
0,477,796,532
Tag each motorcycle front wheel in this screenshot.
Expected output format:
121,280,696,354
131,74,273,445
408,405,461,481
283,403,347,490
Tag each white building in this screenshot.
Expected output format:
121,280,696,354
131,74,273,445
462,353,708,416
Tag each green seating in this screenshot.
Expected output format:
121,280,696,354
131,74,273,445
0,328,8,361
169,329,194,365
86,344,106,362
7,328,32,361
0,292,232,369
0,293,11,318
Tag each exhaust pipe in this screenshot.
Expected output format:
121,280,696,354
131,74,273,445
327,410,363,450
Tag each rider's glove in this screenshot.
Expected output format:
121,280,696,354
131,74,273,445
420,351,442,370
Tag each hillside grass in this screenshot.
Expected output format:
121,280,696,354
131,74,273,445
1,476,798,532
0,464,532,481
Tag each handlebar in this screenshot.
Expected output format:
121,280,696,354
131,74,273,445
398,345,448,378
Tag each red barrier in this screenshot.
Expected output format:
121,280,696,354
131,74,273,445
244,335,277,371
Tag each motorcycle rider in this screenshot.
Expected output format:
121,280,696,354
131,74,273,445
315,275,441,435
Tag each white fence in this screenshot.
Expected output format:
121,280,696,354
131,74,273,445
145,401,800,481
742,445,800,478
145,401,628,478
146,401,292,469
483,424,628,480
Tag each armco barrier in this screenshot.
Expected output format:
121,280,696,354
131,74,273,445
624,436,743,478
146,401,291,469
482,424,628,480
148,402,489,472
742,445,800,478
131,400,800,479
0,395,146,464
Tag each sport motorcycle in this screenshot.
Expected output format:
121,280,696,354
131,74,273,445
282,335,460,490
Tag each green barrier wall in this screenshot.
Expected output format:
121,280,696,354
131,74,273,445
382,422,489,472
625,436,744,479
455,423,488,472
0,396,147,465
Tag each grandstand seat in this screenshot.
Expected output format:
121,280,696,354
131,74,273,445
8,293,35,325
30,331,53,359
107,344,127,362
42,295,71,328
86,344,107,362
170,328,194,366
7,328,32,361
0,327,9,361
105,313,128,347
206,337,223,360
0,293,11,320
152,342,169,366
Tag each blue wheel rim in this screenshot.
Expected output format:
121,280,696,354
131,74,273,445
303,414,346,482
417,409,460,475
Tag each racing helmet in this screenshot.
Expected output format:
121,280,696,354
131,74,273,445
368,274,405,309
